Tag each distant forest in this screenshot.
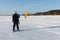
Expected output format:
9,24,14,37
23,10,60,16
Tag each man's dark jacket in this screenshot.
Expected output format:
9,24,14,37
12,13,20,23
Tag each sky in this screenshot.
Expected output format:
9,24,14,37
0,0,60,15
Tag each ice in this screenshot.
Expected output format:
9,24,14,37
0,16,60,40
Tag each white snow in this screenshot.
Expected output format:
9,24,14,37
0,16,60,40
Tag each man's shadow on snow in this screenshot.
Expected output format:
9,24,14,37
18,28,43,32
13,28,43,32
15,26,60,32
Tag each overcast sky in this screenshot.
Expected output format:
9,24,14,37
0,0,60,15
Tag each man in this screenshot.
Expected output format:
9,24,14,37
12,11,20,31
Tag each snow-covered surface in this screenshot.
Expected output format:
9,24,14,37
0,16,60,40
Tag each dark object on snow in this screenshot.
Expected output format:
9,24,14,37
12,11,20,31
